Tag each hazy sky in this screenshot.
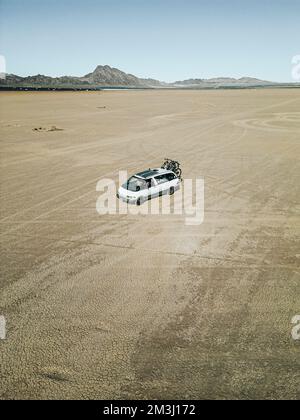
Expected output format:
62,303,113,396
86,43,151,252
0,0,299,82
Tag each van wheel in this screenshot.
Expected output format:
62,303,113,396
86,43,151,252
169,187,175,195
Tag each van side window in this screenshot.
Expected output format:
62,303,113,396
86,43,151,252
155,175,169,185
166,173,175,181
139,180,148,190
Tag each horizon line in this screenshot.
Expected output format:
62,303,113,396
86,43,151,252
3,64,289,84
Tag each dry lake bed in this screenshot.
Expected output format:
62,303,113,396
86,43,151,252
0,89,299,399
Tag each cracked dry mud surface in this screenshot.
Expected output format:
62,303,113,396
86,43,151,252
0,90,299,399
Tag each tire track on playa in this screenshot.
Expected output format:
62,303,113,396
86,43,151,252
208,134,300,202
139,97,300,165
1,116,186,223
0,119,217,226
0,153,168,237
1,96,298,235
0,139,161,224
173,98,300,201
0,131,137,168
2,231,299,270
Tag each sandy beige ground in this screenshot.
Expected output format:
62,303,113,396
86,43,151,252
0,89,299,400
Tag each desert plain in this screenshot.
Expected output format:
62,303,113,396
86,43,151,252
0,89,299,399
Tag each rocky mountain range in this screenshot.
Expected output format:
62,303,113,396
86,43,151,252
0,65,284,89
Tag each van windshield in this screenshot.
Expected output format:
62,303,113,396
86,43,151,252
123,176,147,192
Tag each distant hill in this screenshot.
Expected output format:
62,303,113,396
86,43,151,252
1,65,163,89
0,65,294,90
172,77,274,88
80,65,159,87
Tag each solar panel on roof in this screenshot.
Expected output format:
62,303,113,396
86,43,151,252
136,170,160,178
